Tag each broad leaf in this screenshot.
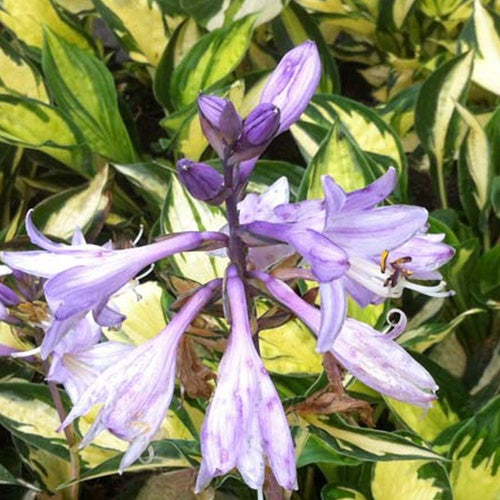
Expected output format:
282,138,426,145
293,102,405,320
93,0,170,66
0,0,91,52
371,460,452,500
0,95,90,174
0,39,48,101
448,396,500,499
415,52,473,207
304,415,444,462
169,15,255,109
32,165,109,240
161,174,228,282
42,29,137,164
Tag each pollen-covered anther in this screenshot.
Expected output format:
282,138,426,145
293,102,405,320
13,300,50,324
382,254,414,288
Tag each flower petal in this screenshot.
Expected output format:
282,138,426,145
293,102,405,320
317,280,347,352
260,40,321,134
343,167,397,211
326,206,428,255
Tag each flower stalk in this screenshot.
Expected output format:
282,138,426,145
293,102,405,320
46,378,80,499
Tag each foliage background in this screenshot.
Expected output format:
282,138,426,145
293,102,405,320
0,0,498,498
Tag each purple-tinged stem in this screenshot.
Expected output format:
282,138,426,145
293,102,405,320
223,156,247,277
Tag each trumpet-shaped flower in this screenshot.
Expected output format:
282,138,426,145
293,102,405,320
243,168,454,350
46,312,133,402
1,211,227,323
196,266,296,492
251,271,438,408
60,279,221,472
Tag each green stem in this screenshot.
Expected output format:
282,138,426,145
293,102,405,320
47,380,80,499
436,162,448,209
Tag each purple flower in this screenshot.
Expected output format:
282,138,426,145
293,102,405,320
196,265,296,492
46,312,133,403
1,211,228,323
242,168,454,350
60,278,221,472
251,271,438,408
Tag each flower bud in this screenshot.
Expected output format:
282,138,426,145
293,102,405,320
177,159,226,205
232,103,280,162
260,40,321,134
197,95,242,158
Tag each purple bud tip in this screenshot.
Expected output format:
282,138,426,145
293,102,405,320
242,103,280,146
230,104,280,162
197,94,242,145
177,159,225,204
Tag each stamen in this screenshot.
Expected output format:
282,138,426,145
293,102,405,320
133,225,144,246
405,280,455,297
11,346,41,358
379,249,389,273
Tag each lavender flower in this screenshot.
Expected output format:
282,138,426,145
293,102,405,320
60,279,221,472
1,211,227,323
196,266,296,492
251,271,438,408
46,312,133,403
242,168,454,350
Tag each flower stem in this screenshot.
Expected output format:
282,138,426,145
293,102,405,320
223,158,247,276
47,380,80,499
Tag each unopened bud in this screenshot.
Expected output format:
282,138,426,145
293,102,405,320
197,95,242,158
232,104,280,162
177,159,226,205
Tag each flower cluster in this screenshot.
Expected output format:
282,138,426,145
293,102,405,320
0,41,454,493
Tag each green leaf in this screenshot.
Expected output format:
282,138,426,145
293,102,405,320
272,2,340,93
456,103,492,226
0,382,70,460
304,415,444,462
104,281,170,345
0,0,91,53
322,484,367,500
42,28,137,163
472,244,500,302
415,52,473,208
298,121,378,200
398,308,485,353
448,396,500,499
371,460,452,500
59,440,198,488
490,176,500,218
0,38,48,101
296,429,361,468
31,165,109,240
169,15,255,109
93,0,169,66
293,94,407,199
461,0,500,96
161,173,228,282
0,95,90,174
113,161,171,213
13,438,72,494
